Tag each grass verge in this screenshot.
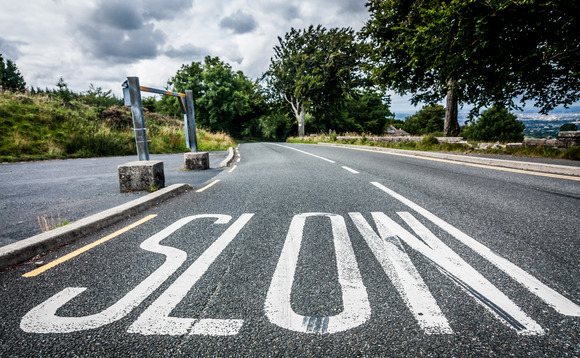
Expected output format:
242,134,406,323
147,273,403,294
0,92,235,162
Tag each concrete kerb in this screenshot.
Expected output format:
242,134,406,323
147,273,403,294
318,142,580,177
218,147,235,168
0,183,191,271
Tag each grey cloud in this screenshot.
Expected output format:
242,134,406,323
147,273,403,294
0,37,25,60
94,2,144,30
219,10,257,34
165,43,208,59
281,5,300,20
229,55,243,65
142,0,194,21
336,0,367,14
78,23,166,63
75,1,178,63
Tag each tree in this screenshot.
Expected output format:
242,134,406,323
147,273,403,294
0,54,26,92
363,0,580,136
166,56,262,137
464,106,525,142
401,105,445,135
335,88,394,134
79,84,121,107
265,25,364,136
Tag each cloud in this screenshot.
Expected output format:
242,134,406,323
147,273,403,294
219,10,257,34
73,0,185,63
94,2,144,30
142,0,194,21
0,37,25,60
77,23,166,63
281,5,301,20
336,0,368,13
165,43,208,59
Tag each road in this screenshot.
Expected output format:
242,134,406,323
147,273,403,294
0,152,227,247
1,143,579,357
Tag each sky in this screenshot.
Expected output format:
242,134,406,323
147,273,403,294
0,0,425,113
1,0,577,120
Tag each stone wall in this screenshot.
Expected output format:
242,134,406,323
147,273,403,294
524,131,580,149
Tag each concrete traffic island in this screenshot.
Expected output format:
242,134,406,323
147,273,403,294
118,160,165,193
184,152,210,170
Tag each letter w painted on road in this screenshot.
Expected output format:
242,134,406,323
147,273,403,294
352,212,544,335
21,214,253,335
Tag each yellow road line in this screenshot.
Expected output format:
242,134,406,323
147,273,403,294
229,165,238,173
196,179,221,192
344,146,580,182
23,214,157,277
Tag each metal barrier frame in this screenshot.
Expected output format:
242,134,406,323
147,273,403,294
122,77,197,161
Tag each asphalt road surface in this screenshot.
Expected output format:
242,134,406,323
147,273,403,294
1,143,579,357
0,152,227,247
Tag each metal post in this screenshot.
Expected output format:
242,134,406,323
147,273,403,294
127,77,150,161
185,90,198,152
183,113,191,149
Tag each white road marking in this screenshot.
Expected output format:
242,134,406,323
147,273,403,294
264,213,371,334
371,181,580,318
127,214,254,336
270,143,336,163
21,214,233,334
342,166,359,174
349,213,452,334
392,212,543,335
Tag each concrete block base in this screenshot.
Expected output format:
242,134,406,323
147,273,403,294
184,152,209,170
118,161,165,193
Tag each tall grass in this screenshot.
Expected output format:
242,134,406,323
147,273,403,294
0,92,235,162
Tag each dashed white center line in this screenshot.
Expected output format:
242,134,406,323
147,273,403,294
342,166,359,174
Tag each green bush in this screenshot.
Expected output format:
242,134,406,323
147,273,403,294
466,106,524,142
402,105,445,135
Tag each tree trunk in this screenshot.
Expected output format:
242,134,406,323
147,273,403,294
297,106,305,137
284,93,306,137
444,78,460,137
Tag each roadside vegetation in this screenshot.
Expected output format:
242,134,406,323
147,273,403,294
0,90,234,162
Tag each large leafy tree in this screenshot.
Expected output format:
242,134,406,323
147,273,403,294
0,54,26,92
265,25,364,136
363,0,580,136
166,56,262,137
